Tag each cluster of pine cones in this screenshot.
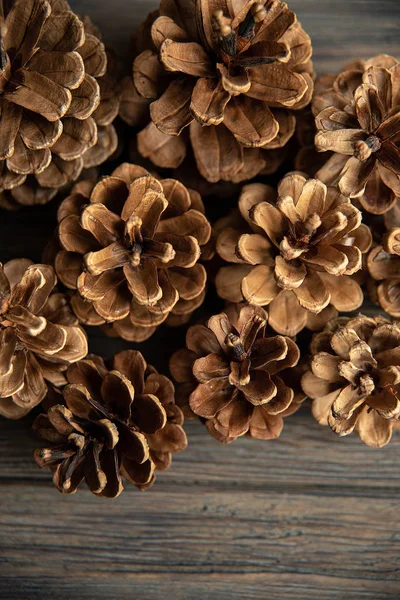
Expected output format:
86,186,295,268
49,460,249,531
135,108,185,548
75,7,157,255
0,0,399,498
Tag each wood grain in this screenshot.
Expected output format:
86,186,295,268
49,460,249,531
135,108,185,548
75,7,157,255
1,413,400,599
1,1,400,599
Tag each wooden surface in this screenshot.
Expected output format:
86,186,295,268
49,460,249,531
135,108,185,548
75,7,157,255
1,1,400,599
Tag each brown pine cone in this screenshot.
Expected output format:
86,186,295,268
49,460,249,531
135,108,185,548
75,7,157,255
368,227,400,318
120,0,313,183
215,172,372,337
302,315,400,448
0,0,120,209
313,54,400,213
214,213,340,334
0,259,87,419
33,350,187,496
50,163,211,341
169,304,300,443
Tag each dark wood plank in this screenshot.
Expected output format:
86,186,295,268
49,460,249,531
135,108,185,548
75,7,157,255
1,413,400,599
1,1,400,599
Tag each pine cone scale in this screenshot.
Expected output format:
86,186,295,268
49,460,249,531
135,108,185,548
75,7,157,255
0,349,26,397
0,101,22,160
27,50,86,90
247,63,308,105
4,0,51,67
39,11,85,53
35,351,186,495
8,69,73,121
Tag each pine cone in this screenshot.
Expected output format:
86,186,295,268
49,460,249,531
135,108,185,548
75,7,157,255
51,163,211,341
368,227,400,318
33,350,187,496
170,301,307,420
120,0,313,183
213,213,340,334
313,54,400,212
215,172,372,336
0,259,87,419
302,315,400,448
169,304,300,442
0,0,120,208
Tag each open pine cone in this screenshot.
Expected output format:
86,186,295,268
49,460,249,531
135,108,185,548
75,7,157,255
0,0,120,209
368,227,400,318
215,172,372,336
50,163,211,341
302,315,400,448
170,304,300,443
33,350,187,496
313,54,400,213
120,0,313,183
0,259,87,419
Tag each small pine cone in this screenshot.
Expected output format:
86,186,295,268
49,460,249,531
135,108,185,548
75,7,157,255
313,54,400,212
169,304,300,443
51,163,211,341
302,315,400,448
0,259,88,419
33,350,187,496
120,0,313,183
0,0,120,208
368,227,400,318
215,172,372,337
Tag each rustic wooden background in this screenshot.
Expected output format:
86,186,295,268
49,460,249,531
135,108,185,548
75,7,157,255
1,1,400,599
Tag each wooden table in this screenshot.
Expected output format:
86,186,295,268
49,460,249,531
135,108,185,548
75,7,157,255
1,1,400,598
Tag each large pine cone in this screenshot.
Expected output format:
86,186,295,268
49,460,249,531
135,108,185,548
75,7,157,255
302,315,400,448
170,304,301,443
49,163,211,341
0,259,87,419
313,54,400,213
215,172,372,336
0,0,120,208
33,350,187,496
120,0,313,183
